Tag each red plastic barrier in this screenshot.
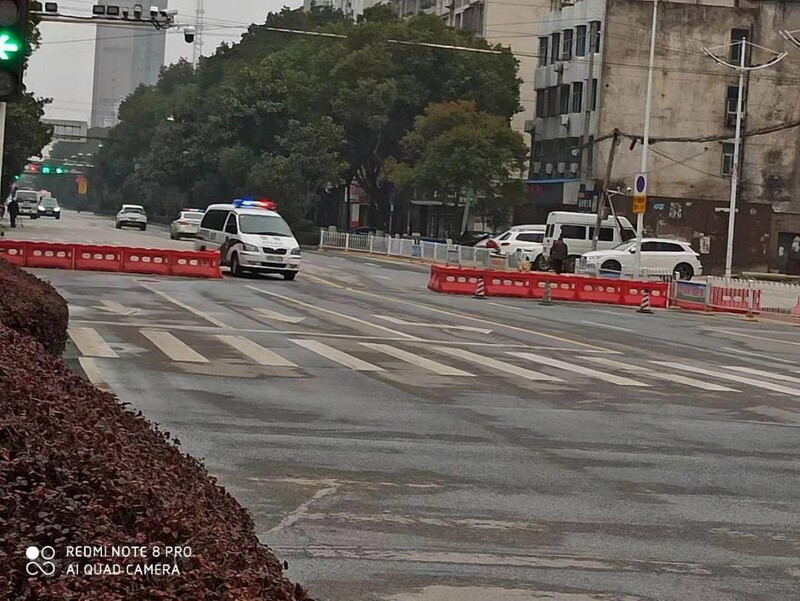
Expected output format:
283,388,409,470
26,242,75,270
170,250,222,279
620,280,669,308
74,245,123,272
575,278,624,305
121,247,171,276
0,240,27,266
427,265,443,292
484,272,533,297
436,267,486,295
530,274,580,301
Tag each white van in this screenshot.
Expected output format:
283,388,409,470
543,211,637,273
14,189,42,218
194,200,301,280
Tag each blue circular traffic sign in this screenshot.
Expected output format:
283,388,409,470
635,175,646,194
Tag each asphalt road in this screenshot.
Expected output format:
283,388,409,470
18,211,800,601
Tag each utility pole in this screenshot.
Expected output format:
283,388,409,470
193,0,205,69
580,23,596,182
703,38,786,278
633,0,658,278
591,130,619,250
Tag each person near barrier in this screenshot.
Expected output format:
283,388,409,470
8,197,18,228
550,236,568,274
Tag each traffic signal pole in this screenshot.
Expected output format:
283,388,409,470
0,102,6,199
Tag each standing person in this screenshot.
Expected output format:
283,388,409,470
550,235,568,274
8,197,19,228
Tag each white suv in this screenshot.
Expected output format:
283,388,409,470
116,205,148,231
580,238,702,280
480,225,546,267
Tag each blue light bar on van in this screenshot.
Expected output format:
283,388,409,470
232,198,277,211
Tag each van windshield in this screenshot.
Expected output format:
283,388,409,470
239,214,293,237
16,191,38,201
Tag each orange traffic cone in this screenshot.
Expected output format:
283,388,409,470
474,277,486,299
638,289,653,314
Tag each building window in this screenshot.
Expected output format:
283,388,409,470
575,25,587,57
722,142,735,176
729,28,749,63
571,81,583,113
592,78,598,111
538,37,549,67
562,29,573,60
551,32,561,63
726,85,743,127
559,84,570,115
536,89,546,117
547,86,558,117
590,21,601,53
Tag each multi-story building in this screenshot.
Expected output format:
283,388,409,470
90,1,168,128
528,0,800,272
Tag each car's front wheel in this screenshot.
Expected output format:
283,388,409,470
140,225,147,231
601,260,622,273
230,253,243,277
283,271,297,281
674,263,694,281
115,223,121,229
533,254,548,271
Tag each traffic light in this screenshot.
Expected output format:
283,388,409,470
0,1,28,101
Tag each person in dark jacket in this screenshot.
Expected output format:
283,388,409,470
550,235,568,274
8,198,18,228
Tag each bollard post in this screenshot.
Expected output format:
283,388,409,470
540,280,554,306
345,233,351,252
473,276,486,299
743,279,757,322
637,288,653,314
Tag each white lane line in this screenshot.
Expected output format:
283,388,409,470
291,339,384,372
362,343,475,377
722,347,797,366
364,262,380,267
580,320,634,333
488,302,527,311
216,335,297,367
721,365,800,385
374,275,391,280
141,330,209,363
436,347,561,382
654,362,800,396
68,327,118,358
78,357,111,391
746,406,800,426
581,356,737,392
253,307,305,324
707,329,800,348
247,285,420,340
141,284,228,328
375,315,492,334
510,352,648,387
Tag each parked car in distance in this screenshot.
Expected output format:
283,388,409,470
349,226,375,236
580,238,702,280
38,196,61,219
170,209,205,239
116,204,148,231
456,230,495,247
543,212,637,273
479,225,547,268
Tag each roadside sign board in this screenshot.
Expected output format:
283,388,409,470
633,172,647,214
633,196,647,214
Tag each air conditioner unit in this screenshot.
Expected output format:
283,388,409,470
545,163,554,174
524,119,536,133
560,114,570,126
533,161,542,173
569,162,579,173
554,62,564,73
557,162,566,173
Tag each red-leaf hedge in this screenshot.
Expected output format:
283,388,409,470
0,258,69,355
0,261,313,600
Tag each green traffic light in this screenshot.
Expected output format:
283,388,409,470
42,166,51,174
55,167,64,174
0,33,20,61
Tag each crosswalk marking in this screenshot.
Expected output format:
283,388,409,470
291,339,384,372
581,356,737,392
217,335,297,367
141,330,209,363
253,308,304,324
361,343,475,377
510,352,648,387
721,365,800,385
436,347,561,382
68,327,118,358
655,362,800,397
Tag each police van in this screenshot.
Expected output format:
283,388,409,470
194,199,301,280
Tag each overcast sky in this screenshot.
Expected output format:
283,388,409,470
27,0,299,123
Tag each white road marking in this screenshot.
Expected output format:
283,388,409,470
707,329,800,348
267,480,341,535
141,284,228,328
78,357,111,391
722,347,797,366
362,343,475,377
654,362,800,396
579,320,634,333
94,300,140,316
247,285,420,340
581,356,737,392
721,365,800,385
292,339,384,371
375,315,493,334
364,262,380,267
374,275,391,280
746,406,800,426
253,307,305,324
436,347,561,382
488,302,527,311
216,335,297,367
510,352,648,387
68,327,118,358
141,330,209,363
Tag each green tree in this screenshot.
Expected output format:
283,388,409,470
389,100,527,235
